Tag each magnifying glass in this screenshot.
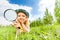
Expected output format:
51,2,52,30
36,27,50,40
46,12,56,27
4,9,18,39
4,9,17,22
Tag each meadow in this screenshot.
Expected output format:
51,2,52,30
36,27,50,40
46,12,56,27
0,23,60,40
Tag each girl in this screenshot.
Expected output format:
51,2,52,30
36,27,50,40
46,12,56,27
13,9,30,35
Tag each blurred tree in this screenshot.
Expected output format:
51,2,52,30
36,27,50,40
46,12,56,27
54,0,60,23
43,8,53,25
30,18,43,27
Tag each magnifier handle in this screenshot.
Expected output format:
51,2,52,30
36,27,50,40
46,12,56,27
17,27,20,29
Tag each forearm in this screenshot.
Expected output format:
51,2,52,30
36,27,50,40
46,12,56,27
21,24,30,33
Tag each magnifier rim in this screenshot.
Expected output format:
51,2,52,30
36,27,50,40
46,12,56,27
4,9,17,22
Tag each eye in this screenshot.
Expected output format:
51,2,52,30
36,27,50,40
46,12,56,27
18,15,20,17
22,15,25,17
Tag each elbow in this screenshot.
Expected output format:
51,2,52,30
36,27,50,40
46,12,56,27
27,29,30,33
25,29,30,33
24,26,30,33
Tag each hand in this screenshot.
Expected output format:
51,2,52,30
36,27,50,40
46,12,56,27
20,18,28,24
13,19,21,28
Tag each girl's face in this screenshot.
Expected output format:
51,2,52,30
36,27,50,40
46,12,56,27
17,12,28,23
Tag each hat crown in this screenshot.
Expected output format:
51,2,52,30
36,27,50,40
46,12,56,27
15,9,29,18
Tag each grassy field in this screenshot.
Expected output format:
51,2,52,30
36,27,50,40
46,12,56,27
0,23,60,40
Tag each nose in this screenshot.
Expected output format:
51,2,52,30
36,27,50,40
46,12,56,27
20,16,23,18
19,16,24,20
17,17,23,21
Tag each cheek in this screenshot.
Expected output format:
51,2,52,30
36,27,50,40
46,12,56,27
16,17,20,22
24,18,27,21
17,17,20,20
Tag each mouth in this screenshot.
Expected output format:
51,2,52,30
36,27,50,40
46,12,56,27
19,19,24,22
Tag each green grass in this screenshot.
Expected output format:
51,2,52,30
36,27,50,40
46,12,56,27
0,24,60,40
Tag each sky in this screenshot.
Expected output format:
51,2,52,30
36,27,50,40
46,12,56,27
0,0,55,25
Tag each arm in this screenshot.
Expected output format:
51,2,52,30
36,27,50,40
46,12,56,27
21,23,30,33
